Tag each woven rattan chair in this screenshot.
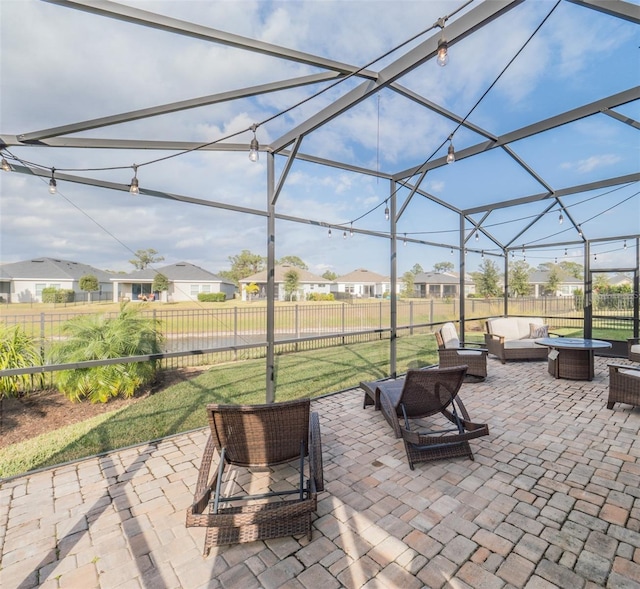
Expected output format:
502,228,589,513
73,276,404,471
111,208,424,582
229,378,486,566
378,366,489,469
607,364,640,410
436,322,488,380
186,399,323,554
628,338,640,363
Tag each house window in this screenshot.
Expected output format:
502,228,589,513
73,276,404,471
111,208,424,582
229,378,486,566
190,285,199,296
35,284,46,297
201,284,211,293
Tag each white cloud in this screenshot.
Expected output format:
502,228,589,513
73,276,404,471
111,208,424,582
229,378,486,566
560,154,621,173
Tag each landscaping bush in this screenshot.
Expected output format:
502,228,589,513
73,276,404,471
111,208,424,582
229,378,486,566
0,323,43,398
306,293,335,301
48,302,164,403
197,292,226,302
42,287,75,303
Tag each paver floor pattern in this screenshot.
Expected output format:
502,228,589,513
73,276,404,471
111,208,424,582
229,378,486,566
1,356,640,588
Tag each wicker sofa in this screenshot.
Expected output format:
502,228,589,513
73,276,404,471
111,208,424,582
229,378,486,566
629,338,640,363
484,316,551,363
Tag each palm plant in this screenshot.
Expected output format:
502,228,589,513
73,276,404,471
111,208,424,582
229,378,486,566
0,323,43,398
49,303,163,403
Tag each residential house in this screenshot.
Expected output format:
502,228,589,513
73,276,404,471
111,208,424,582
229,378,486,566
0,258,115,303
111,262,236,302
413,271,475,298
239,264,331,301
332,268,390,299
527,270,582,297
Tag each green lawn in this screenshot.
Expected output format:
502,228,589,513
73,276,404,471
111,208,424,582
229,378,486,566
0,334,438,479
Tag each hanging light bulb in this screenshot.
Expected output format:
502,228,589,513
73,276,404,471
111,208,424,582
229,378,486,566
446,138,455,164
328,228,332,238
248,124,259,162
343,230,347,239
481,250,484,259
436,35,449,67
350,223,354,238
554,257,558,264
450,247,454,256
511,250,515,259
384,202,390,221
129,165,139,195
403,233,407,246
1,157,10,172
564,248,568,257
48,168,57,194
464,248,467,256
577,224,583,237
624,240,627,250
594,253,597,262
558,212,564,225
475,230,479,242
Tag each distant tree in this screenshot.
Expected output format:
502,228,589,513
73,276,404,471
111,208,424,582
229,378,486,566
322,270,337,281
244,282,260,300
509,261,531,297
472,259,502,297
218,250,266,286
545,266,562,295
79,274,99,303
401,271,415,297
152,273,169,299
559,260,583,279
284,269,300,301
277,256,308,270
129,248,164,270
411,263,424,275
433,261,454,274
593,274,610,292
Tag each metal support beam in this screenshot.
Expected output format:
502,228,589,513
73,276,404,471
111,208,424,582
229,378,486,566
266,153,276,403
565,0,640,24
390,181,398,378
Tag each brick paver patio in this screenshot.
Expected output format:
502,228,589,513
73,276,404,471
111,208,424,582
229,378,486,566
1,356,640,588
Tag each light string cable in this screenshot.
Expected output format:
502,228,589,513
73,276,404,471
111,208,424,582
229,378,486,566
405,181,638,238
0,1,475,175
346,0,563,230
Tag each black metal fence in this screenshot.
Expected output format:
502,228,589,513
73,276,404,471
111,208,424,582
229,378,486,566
1,296,634,373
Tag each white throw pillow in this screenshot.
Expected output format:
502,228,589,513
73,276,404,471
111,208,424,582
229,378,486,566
529,323,548,338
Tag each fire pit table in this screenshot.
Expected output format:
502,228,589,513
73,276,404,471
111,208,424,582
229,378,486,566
535,337,612,381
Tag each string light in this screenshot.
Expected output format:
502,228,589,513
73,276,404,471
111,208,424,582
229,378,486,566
511,250,515,259
624,240,627,250
446,136,455,164
129,165,139,195
558,212,563,225
577,224,583,237
594,253,597,262
384,202,390,221
564,248,568,257
343,230,347,239
48,168,57,194
328,228,332,238
350,223,354,238
481,250,484,258
1,157,10,172
403,233,407,246
450,248,454,256
249,124,259,163
475,230,479,241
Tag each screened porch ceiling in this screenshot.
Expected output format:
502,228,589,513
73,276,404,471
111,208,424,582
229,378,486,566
1,0,638,267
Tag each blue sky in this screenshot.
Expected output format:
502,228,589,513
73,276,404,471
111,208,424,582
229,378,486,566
1,0,638,278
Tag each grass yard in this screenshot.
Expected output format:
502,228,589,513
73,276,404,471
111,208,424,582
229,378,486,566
0,333,438,479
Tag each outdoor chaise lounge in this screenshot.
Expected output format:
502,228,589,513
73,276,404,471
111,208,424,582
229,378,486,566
607,364,640,410
629,338,640,363
436,322,488,380
377,366,489,469
186,398,323,554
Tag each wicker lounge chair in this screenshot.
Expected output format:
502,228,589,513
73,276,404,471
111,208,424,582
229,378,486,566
436,322,488,380
186,399,323,554
628,338,640,363
378,366,489,469
607,364,640,410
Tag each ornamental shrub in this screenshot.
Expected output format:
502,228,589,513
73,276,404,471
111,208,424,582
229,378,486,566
197,293,226,302
0,324,43,398
48,302,163,403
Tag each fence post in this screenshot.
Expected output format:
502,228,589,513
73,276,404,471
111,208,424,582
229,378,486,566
410,301,414,336
234,307,238,361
